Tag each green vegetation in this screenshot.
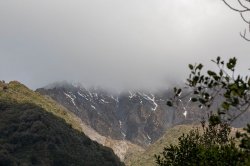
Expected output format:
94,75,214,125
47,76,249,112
127,124,243,166
0,81,83,132
0,81,124,165
156,57,250,165
155,116,245,166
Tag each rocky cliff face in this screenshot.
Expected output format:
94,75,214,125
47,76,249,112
37,83,204,147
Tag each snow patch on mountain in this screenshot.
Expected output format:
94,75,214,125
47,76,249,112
129,91,136,99
91,105,96,110
77,91,89,101
121,132,126,139
111,95,119,103
183,110,187,118
146,134,151,141
100,99,109,104
141,93,158,111
64,92,77,108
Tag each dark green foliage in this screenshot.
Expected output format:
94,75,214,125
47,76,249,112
158,57,250,165
236,124,250,165
0,100,124,166
168,57,250,121
155,117,244,166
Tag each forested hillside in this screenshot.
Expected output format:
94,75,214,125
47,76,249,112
0,81,124,165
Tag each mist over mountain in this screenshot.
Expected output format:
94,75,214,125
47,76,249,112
1,0,250,91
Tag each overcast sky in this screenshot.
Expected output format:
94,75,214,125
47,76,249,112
0,0,249,91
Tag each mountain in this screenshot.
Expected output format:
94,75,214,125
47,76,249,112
0,81,124,165
37,82,205,147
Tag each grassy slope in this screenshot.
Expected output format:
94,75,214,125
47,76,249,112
127,124,243,166
0,81,124,165
0,81,83,131
126,125,194,166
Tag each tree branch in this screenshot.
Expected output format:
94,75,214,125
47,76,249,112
222,0,249,12
237,0,250,11
240,29,250,41
240,12,250,24
223,0,250,41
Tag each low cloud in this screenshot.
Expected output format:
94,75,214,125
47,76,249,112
0,0,249,90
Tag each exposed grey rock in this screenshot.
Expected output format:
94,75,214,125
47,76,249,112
37,82,250,147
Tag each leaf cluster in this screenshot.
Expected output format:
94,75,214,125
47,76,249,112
162,57,250,165
167,56,250,122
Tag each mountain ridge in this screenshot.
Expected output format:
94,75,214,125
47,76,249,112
0,81,143,162
37,82,205,147
0,81,124,165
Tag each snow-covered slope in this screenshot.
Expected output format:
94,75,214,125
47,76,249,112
36,83,204,147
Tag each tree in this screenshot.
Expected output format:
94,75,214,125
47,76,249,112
156,57,250,165
167,57,250,123
222,0,250,41
155,115,245,166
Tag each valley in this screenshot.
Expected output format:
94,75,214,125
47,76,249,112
1,80,249,165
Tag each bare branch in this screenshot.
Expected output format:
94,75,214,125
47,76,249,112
222,0,249,12
230,103,250,122
240,29,250,41
240,12,250,24
223,0,250,41
237,0,250,10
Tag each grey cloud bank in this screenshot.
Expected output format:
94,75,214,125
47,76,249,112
0,0,249,91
